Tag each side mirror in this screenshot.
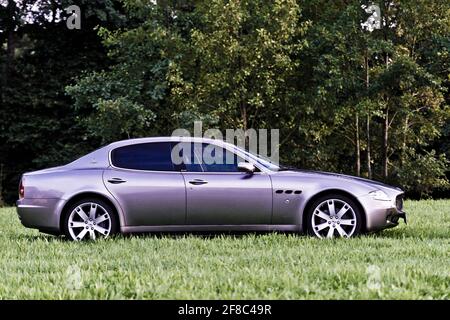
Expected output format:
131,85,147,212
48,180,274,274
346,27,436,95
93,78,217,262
238,162,256,174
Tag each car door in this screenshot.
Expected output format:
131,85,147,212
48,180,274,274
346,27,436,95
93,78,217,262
179,142,273,225
103,142,186,226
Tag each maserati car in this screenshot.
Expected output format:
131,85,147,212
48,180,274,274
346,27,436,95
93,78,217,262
16,137,406,241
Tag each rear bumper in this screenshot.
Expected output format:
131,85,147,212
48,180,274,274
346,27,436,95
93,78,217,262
16,198,66,233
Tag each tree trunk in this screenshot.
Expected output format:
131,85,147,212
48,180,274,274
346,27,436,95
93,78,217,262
364,52,372,179
355,114,361,176
401,115,409,166
366,114,372,179
6,0,16,65
51,0,57,23
382,107,389,179
381,10,390,179
1,0,17,104
241,102,247,132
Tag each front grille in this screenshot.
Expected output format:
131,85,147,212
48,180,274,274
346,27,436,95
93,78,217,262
396,195,404,211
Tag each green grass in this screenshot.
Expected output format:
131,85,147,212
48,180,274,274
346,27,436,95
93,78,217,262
0,200,449,299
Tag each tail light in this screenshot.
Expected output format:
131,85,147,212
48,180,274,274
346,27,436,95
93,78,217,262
19,178,25,199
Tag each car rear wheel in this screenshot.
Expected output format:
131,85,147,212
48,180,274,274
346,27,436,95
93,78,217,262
63,198,118,241
306,195,362,239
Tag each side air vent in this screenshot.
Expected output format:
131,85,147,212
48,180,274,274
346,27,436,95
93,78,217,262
275,189,302,195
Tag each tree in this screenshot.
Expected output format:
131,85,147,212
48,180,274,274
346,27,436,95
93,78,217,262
291,0,449,194
2,0,448,202
66,1,197,142
0,0,126,203
168,0,309,136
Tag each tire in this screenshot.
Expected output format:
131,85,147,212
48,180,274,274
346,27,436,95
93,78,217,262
62,198,118,241
306,194,363,239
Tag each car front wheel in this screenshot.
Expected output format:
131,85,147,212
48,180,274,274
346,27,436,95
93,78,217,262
63,198,118,241
306,195,363,238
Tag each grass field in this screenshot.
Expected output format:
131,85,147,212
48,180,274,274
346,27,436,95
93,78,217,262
0,200,449,299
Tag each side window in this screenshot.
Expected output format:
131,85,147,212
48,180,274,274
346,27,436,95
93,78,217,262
172,142,203,172
111,142,176,171
201,144,244,172
171,142,256,173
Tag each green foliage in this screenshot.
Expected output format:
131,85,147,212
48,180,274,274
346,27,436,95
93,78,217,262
66,1,193,139
83,97,155,143
396,150,449,197
0,0,126,203
1,0,449,202
169,0,309,131
289,0,450,190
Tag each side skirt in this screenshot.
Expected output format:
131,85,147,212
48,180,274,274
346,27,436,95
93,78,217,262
121,224,301,234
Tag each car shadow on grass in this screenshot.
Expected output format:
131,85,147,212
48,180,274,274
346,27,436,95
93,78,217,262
368,227,449,240
123,230,300,240
15,227,447,242
13,231,299,243
13,233,66,242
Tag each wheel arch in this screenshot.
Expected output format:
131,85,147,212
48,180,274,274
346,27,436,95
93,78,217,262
301,189,367,233
60,191,125,231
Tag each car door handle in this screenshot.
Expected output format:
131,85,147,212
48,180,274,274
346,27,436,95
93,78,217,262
188,179,208,185
107,178,127,184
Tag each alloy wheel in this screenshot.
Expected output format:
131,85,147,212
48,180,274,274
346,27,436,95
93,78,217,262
311,199,357,238
67,202,112,241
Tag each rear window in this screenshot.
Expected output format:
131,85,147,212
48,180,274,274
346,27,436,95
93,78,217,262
111,142,176,171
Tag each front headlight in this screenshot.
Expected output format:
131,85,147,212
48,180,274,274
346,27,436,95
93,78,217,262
369,190,391,201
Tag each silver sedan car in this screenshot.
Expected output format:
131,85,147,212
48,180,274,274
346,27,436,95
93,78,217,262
17,137,406,241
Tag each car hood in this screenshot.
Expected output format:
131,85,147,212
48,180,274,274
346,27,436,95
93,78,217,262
275,169,402,193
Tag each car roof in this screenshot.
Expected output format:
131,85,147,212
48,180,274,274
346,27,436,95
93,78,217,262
107,136,233,149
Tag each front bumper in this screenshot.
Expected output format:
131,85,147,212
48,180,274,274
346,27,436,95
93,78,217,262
358,193,407,232
383,207,407,228
388,210,407,224
16,198,66,233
